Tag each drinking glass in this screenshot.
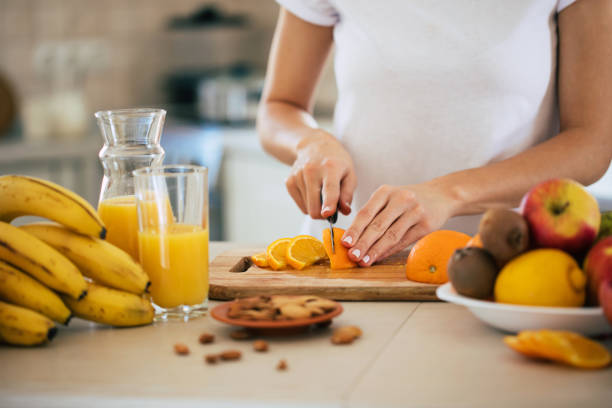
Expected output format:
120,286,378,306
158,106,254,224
133,165,209,321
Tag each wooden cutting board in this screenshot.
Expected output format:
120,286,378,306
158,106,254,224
209,248,439,301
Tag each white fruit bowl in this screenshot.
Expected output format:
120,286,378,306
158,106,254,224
436,282,612,336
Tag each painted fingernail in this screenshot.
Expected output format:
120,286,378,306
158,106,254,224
322,206,332,214
351,249,360,259
363,255,370,264
343,236,352,245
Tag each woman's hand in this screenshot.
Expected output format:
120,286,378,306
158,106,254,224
341,183,460,266
286,129,357,219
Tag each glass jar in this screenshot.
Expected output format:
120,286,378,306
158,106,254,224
95,108,166,259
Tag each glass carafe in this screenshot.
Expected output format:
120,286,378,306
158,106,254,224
96,108,166,260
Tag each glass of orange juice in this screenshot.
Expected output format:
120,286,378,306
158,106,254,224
134,165,209,320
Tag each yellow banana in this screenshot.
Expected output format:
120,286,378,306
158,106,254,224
62,282,154,327
0,175,106,239
0,300,57,346
0,260,71,324
21,223,150,295
0,221,87,299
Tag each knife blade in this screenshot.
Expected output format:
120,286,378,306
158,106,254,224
321,192,339,253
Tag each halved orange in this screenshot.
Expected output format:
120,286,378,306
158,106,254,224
266,238,292,270
286,235,328,270
251,252,269,268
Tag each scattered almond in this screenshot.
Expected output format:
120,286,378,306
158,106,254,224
277,359,288,371
204,354,218,364
174,343,190,355
220,350,242,361
331,326,362,345
199,332,215,344
253,340,269,352
230,329,253,340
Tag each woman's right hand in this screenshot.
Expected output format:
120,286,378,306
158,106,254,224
286,129,357,219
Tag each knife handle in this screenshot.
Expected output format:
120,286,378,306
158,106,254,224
320,192,339,223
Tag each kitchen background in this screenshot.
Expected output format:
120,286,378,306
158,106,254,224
0,0,337,242
0,0,610,242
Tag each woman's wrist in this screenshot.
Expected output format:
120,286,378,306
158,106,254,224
424,174,473,218
295,128,336,153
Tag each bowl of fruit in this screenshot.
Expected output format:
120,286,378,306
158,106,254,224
437,178,612,336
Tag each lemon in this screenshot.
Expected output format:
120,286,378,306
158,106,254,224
494,249,586,307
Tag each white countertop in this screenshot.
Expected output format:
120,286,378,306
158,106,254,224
1,242,611,408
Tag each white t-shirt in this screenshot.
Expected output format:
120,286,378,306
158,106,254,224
277,0,578,237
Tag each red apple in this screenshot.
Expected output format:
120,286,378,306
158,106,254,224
520,178,600,256
599,278,612,327
583,237,612,305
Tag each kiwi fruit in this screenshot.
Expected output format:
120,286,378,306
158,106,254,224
479,209,529,267
448,247,499,299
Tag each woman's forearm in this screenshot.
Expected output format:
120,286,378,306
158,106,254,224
256,8,334,166
433,127,612,216
257,101,321,165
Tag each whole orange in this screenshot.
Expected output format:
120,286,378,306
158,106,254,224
405,230,471,284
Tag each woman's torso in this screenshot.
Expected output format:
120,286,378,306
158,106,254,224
291,0,568,237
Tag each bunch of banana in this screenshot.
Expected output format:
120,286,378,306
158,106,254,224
0,175,155,347
21,223,150,295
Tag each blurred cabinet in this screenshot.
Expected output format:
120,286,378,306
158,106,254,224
220,128,305,243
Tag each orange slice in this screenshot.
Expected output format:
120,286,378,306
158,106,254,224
286,235,328,270
503,336,542,359
251,252,269,268
266,238,291,270
505,330,611,369
536,330,611,369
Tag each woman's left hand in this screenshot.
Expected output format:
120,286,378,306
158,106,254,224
341,183,460,266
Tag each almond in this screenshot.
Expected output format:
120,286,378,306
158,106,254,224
199,332,215,344
220,350,242,361
331,326,362,345
174,343,190,355
253,340,269,352
277,359,288,371
280,303,311,319
204,354,218,364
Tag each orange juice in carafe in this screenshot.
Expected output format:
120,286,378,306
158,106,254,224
98,195,139,259
95,108,166,258
99,194,174,260
138,224,209,309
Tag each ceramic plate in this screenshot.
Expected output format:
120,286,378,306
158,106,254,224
436,282,612,336
211,298,343,334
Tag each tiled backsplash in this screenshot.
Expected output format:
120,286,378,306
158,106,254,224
0,0,283,113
